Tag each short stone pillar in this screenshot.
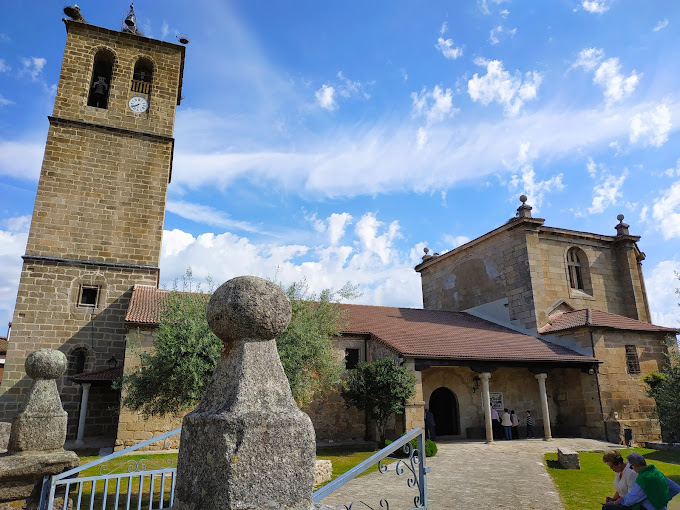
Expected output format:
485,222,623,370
171,276,317,510
8,349,69,453
0,349,79,507
557,447,580,469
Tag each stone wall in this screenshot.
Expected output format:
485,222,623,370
0,261,158,435
590,329,669,443
80,383,121,439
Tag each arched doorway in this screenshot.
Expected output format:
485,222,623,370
429,387,459,436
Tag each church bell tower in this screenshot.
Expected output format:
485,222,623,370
0,6,185,438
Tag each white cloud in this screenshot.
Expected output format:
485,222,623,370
161,21,170,39
629,104,672,148
574,49,640,105
500,9,510,18
21,57,47,81
166,200,263,233
581,0,610,14
652,180,680,239
158,212,424,310
315,84,337,111
0,228,28,331
593,58,640,105
468,59,542,116
435,37,463,60
440,22,448,35
416,127,428,150
653,19,669,32
412,85,455,124
509,165,565,209
573,48,605,71
586,156,598,177
665,159,680,178
443,235,471,248
478,0,508,15
3,216,31,232
489,25,516,45
588,171,627,214
0,140,44,180
0,95,11,107
645,260,680,328
0,59,9,73
169,100,680,199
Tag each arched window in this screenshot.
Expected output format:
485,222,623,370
567,248,584,290
87,49,114,109
131,57,153,94
69,347,89,375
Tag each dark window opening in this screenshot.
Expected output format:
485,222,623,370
567,248,584,290
625,345,641,374
131,58,153,94
78,285,100,308
70,348,88,375
345,348,360,370
87,49,114,108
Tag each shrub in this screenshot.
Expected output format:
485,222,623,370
384,437,437,458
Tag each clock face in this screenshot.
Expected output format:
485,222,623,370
128,96,148,113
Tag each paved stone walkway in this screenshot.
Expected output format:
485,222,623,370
319,438,622,510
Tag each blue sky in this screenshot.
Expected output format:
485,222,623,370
1,0,680,334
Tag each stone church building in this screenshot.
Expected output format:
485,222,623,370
1,12,677,449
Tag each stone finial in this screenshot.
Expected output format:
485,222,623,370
615,213,630,236
421,247,432,262
517,194,532,218
7,349,68,453
172,276,317,510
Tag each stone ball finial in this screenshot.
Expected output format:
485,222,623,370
617,214,624,223
519,194,528,204
207,276,292,344
424,247,430,254
25,349,67,380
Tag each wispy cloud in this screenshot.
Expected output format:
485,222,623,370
0,59,9,73
489,25,516,45
581,0,610,14
468,59,542,116
435,37,463,59
315,84,336,111
166,200,264,233
653,19,669,32
20,57,46,81
573,48,640,105
629,104,672,148
412,85,455,125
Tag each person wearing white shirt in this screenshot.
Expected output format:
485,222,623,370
500,408,512,440
601,450,637,508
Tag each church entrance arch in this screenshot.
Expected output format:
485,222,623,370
429,387,459,436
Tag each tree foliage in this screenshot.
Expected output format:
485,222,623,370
341,358,416,445
642,273,680,442
121,270,356,416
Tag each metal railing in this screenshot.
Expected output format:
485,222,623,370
41,428,181,510
41,427,428,510
313,427,429,509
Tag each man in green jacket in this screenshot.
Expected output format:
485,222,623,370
612,452,680,510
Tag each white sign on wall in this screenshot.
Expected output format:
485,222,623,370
489,392,504,410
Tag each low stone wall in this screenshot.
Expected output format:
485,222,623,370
643,441,680,451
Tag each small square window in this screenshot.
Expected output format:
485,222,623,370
78,285,100,308
625,345,641,374
345,348,360,370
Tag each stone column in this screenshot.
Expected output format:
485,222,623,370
480,372,493,444
403,359,425,432
75,383,91,446
536,373,552,441
171,276,316,510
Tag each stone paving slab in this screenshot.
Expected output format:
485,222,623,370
319,438,623,510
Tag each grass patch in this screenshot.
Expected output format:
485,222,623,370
316,447,396,483
545,448,680,510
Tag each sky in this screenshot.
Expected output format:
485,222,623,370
1,0,680,334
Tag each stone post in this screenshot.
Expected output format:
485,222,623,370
0,349,78,507
480,372,493,444
75,382,91,447
536,373,552,441
171,276,317,510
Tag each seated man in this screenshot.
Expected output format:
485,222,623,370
612,452,680,510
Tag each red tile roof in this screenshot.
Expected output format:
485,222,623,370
538,309,679,334
338,304,596,363
125,285,597,364
71,366,123,383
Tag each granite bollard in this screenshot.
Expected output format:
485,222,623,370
0,349,78,508
171,276,318,510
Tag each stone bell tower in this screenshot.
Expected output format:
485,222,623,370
0,7,185,439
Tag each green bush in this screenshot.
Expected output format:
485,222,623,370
384,437,437,458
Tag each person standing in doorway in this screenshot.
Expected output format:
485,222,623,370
526,410,534,438
501,408,513,440
510,409,519,439
490,404,501,439
425,408,436,441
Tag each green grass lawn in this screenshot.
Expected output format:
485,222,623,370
545,448,680,510
68,447,392,506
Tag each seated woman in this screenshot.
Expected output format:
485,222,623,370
601,450,638,509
